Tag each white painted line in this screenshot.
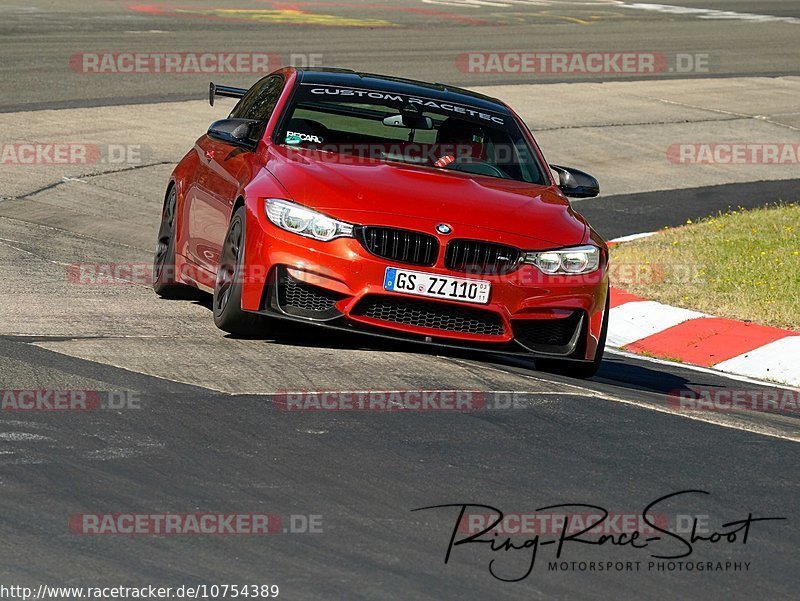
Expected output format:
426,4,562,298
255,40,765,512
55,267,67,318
422,0,543,7
606,347,800,392
445,356,800,443
607,300,707,347
586,386,800,443
715,336,800,387
0,432,49,441
610,231,657,243
609,1,800,25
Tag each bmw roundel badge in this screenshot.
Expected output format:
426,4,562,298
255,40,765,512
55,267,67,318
436,223,452,235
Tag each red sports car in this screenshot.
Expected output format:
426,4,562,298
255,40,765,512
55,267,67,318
153,67,609,377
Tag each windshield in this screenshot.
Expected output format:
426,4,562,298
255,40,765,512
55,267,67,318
274,83,548,185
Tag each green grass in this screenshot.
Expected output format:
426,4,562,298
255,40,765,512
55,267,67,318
610,203,800,331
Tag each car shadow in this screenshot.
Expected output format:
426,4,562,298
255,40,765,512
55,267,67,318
184,292,799,422
187,292,704,398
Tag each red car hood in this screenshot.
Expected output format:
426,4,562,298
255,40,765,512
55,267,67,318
263,146,587,248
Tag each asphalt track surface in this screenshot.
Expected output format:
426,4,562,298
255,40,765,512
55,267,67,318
577,179,800,239
1,0,800,111
1,1,799,599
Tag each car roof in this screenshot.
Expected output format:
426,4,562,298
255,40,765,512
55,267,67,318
295,68,512,115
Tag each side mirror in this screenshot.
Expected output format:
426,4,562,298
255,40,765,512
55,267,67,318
207,118,260,149
550,164,600,198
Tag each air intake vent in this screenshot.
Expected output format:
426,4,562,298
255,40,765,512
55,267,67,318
445,239,522,275
355,226,438,266
352,296,505,337
512,312,584,354
272,268,345,320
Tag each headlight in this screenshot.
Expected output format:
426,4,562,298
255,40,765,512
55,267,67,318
265,199,353,242
523,245,601,275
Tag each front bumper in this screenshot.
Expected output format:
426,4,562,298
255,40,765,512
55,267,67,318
241,206,609,360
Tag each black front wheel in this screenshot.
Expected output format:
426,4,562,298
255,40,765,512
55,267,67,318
213,206,269,337
153,186,195,299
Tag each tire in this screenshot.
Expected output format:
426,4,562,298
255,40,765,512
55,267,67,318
153,186,196,299
213,206,268,337
535,290,610,379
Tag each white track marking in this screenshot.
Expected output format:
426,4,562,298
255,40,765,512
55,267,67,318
715,337,800,387
0,214,150,253
444,356,800,442
609,2,800,25
607,348,800,392
423,0,612,7
424,0,552,6
0,237,152,288
422,0,800,24
0,237,73,267
280,390,573,394
610,231,657,243
607,301,706,347
0,432,50,441
606,239,798,387
0,6,38,12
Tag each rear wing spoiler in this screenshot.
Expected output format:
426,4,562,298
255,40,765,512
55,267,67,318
209,82,246,107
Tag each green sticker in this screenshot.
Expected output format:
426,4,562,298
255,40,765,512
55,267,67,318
285,132,302,145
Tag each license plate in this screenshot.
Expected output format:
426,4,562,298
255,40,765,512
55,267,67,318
383,267,491,304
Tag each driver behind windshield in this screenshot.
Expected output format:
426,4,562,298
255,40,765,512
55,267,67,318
433,118,487,168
